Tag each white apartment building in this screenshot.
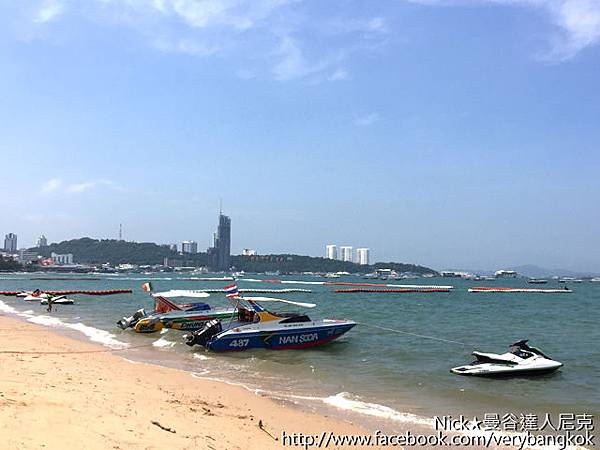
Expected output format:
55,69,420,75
356,248,370,265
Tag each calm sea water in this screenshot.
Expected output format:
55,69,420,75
1,273,598,430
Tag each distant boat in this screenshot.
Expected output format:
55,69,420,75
527,279,548,284
559,278,583,283
494,270,518,278
591,277,600,282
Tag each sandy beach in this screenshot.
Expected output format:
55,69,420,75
0,315,367,450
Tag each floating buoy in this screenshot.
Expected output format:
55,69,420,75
334,288,451,293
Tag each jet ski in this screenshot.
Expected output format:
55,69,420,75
40,295,74,305
451,340,563,377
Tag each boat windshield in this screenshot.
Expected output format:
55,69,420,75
238,307,257,323
510,341,548,358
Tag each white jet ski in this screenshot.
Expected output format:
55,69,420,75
23,291,50,301
451,340,563,377
40,295,74,305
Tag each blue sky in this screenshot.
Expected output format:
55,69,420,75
0,0,599,272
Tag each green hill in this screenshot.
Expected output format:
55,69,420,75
232,254,436,275
36,237,181,265
33,238,437,274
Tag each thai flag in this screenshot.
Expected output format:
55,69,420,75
224,283,240,298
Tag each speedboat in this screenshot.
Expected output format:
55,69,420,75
185,296,355,351
527,279,548,284
117,290,236,333
451,340,562,377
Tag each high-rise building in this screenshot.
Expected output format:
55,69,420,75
170,244,178,252
325,244,337,260
356,248,370,265
36,235,47,247
181,241,198,254
207,212,231,271
340,246,353,262
4,233,17,252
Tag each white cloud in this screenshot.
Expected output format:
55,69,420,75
407,0,600,60
41,178,63,193
21,0,389,82
328,68,348,81
66,181,96,194
327,16,389,36
34,0,64,23
40,178,122,195
152,36,220,56
543,0,600,60
273,35,333,81
354,112,381,127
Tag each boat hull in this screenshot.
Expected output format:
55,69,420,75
134,309,236,333
206,321,355,352
451,362,563,377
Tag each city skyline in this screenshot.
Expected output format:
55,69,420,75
1,2,599,272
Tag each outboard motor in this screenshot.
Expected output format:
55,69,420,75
185,319,222,347
117,308,147,330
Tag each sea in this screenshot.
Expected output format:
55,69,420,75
1,273,598,434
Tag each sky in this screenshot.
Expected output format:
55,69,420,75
0,0,599,272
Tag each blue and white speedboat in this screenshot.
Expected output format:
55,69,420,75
184,296,355,351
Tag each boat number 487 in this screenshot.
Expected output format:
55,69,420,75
229,338,250,348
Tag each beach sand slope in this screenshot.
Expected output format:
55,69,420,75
0,316,366,450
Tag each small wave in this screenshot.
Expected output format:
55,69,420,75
152,337,176,348
192,353,211,360
26,315,129,349
122,358,141,364
0,300,19,314
322,392,431,427
0,299,129,349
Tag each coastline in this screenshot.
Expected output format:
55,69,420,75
0,314,368,449
0,303,587,450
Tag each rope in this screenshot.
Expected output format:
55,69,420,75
357,322,469,346
0,343,154,355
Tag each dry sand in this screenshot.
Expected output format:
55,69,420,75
0,315,367,450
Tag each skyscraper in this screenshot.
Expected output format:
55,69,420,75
181,241,198,254
325,244,337,260
4,233,17,252
340,246,353,262
207,212,231,271
356,248,370,265
36,235,47,247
